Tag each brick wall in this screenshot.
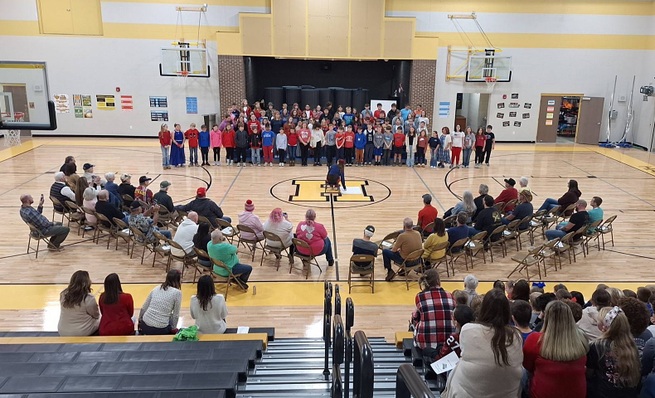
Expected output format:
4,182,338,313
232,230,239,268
409,59,436,124
217,55,246,114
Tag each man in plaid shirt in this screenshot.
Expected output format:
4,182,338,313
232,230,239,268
411,269,455,359
20,194,70,250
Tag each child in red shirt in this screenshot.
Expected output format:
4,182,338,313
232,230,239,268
335,127,345,161
221,124,236,165
287,127,298,166
344,126,355,166
393,127,405,166
247,114,261,136
184,123,200,166
416,129,428,167
158,123,172,169
435,305,475,361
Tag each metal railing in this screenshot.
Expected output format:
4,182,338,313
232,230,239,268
353,330,374,398
395,363,436,398
323,281,333,380
331,314,345,398
344,297,354,398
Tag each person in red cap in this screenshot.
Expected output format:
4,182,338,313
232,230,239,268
238,199,264,241
175,187,230,228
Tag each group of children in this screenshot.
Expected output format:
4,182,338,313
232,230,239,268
156,101,496,169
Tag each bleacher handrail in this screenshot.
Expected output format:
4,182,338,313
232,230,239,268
332,314,344,365
323,281,333,379
395,363,436,398
345,297,354,332
353,330,374,398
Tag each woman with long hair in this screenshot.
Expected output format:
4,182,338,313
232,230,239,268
523,300,589,397
443,288,523,397
450,191,477,222
538,179,582,214
98,273,134,336
138,270,182,335
190,275,228,334
193,222,212,267
58,270,100,336
422,218,448,268
586,306,641,397
474,127,486,167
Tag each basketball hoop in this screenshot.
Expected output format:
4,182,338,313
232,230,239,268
485,76,497,91
178,70,189,79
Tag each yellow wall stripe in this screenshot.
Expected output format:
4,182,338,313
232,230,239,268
100,0,269,6
385,0,655,16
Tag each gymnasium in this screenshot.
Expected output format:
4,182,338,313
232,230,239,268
1,0,655,396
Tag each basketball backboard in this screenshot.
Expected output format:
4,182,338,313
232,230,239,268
0,61,56,130
466,55,512,82
159,46,210,78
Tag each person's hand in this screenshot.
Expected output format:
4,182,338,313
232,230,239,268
39,195,45,207
153,204,161,212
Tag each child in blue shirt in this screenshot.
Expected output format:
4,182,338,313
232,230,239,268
261,124,276,166
354,127,367,167
198,124,211,166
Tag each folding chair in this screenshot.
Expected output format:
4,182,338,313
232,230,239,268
501,199,518,215
420,222,435,240
537,238,562,276
447,238,469,275
95,213,117,249
192,247,213,283
66,202,86,235
216,218,239,244
151,230,172,270
503,219,522,252
395,248,425,291
508,244,545,281
166,238,197,277
442,215,457,228
487,225,507,262
129,225,154,265
121,194,134,213
465,231,487,268
237,224,265,261
515,215,533,251
112,217,132,254
377,230,401,251
570,225,588,261
292,238,323,279
527,210,546,245
597,215,617,250
541,205,562,235
554,231,575,265
583,219,603,254
348,254,376,293
49,196,74,226
260,230,293,271
210,258,247,299
24,220,52,259
426,241,450,276
80,206,97,238
493,201,505,213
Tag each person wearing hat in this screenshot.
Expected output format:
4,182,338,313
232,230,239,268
128,201,171,242
237,199,264,241
153,180,175,214
117,173,136,206
351,225,378,268
502,189,534,230
175,187,231,228
134,176,153,205
417,193,438,236
82,163,95,184
495,178,519,212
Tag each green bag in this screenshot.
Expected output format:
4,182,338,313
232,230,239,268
172,325,199,341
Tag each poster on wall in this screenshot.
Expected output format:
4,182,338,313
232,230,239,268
547,100,556,106
524,103,532,109
522,113,531,119
546,106,555,112
151,111,168,121
545,120,553,126
546,113,554,119
496,112,504,119
82,95,93,118
73,95,83,118
121,95,133,110
53,94,70,113
149,96,168,108
186,97,198,114
511,93,519,99
502,121,510,127
438,102,450,118
497,103,505,109
509,102,520,108
514,121,522,127
509,112,517,118
96,95,116,110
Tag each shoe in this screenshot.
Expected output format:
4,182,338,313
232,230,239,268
269,163,273,167
486,163,490,167
397,269,407,276
385,270,396,282
240,282,249,291
328,260,334,267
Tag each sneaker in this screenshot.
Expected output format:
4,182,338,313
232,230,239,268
240,282,249,291
385,269,396,282
328,260,334,267
269,162,273,167
486,163,490,167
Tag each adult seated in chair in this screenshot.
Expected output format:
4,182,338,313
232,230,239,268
50,172,75,211
538,179,581,215
193,222,212,267
139,270,182,335
95,190,127,226
519,176,532,195
153,180,175,215
134,175,154,205
170,211,199,257
103,172,123,209
473,184,493,221
117,173,136,206
326,159,346,189
20,193,70,251
544,200,589,241
175,187,231,228
410,269,456,362
502,189,534,229
129,201,171,243
588,196,604,224
448,213,470,248
444,191,476,221
263,208,295,261
383,217,423,281
207,230,252,290
495,178,519,212
296,209,334,267
468,195,502,240
352,225,378,267
238,199,264,240
59,155,76,175
423,218,448,268
418,194,439,236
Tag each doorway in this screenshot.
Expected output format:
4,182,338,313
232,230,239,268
0,84,29,122
456,93,490,131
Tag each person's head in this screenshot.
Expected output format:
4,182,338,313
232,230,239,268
363,225,375,240
504,178,516,189
470,294,484,318
534,292,557,314
519,176,529,188
529,292,542,310
160,123,168,132
452,290,469,306
211,229,225,244
187,211,199,224
519,189,533,203
244,199,255,212
161,269,181,290
196,187,207,198
478,184,489,196
130,201,142,214
486,124,493,132
591,196,603,208
510,299,532,329
82,187,97,202
61,270,92,309
511,280,530,302
607,287,625,306
83,163,94,173
97,190,109,202
540,300,588,361
562,299,583,322
568,179,579,191
464,274,478,291
105,172,115,182
552,283,568,293
575,199,587,212
54,171,67,183
159,180,171,192
623,289,637,298
422,193,432,205
570,291,585,306
556,288,572,300
101,273,123,305
637,287,652,303
596,306,641,388
477,127,484,135
462,191,475,212
483,195,495,208
493,280,506,292
195,222,210,240
424,269,441,288
619,297,650,338
441,126,450,134
269,208,285,224
120,173,131,184
530,285,544,294
591,288,611,309
454,305,475,330
139,176,151,186
477,289,516,366
403,217,413,231
305,208,317,225
196,274,217,311
64,155,75,164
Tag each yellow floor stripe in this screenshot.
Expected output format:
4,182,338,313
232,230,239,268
0,139,41,162
0,281,647,311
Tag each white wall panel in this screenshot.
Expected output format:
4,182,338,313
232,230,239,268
100,3,269,26
1,0,38,21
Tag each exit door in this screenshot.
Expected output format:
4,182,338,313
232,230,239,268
576,97,605,145
536,95,561,143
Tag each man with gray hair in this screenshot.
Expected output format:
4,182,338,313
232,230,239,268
519,176,532,194
95,189,126,226
20,193,70,251
473,184,492,221
171,211,199,257
382,217,423,281
464,274,480,305
49,172,75,212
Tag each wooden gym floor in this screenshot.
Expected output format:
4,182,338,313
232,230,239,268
0,137,654,340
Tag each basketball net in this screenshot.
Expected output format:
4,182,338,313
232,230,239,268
485,76,497,92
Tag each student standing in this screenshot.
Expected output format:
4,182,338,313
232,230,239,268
170,123,186,167
249,123,262,166
221,124,236,166
210,124,222,166
438,127,451,168
298,122,311,166
335,127,345,161
392,126,405,166
324,125,337,166
405,125,417,167
483,125,496,166
198,124,211,166
276,128,288,166
158,123,172,169
287,126,298,166
354,126,366,166
344,125,355,166
416,129,428,167
450,125,465,168
428,130,441,168
462,126,475,168
310,124,324,166
373,126,384,166
185,123,200,166
235,123,250,167
474,127,486,168
364,123,375,165
383,126,393,166
261,123,276,166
